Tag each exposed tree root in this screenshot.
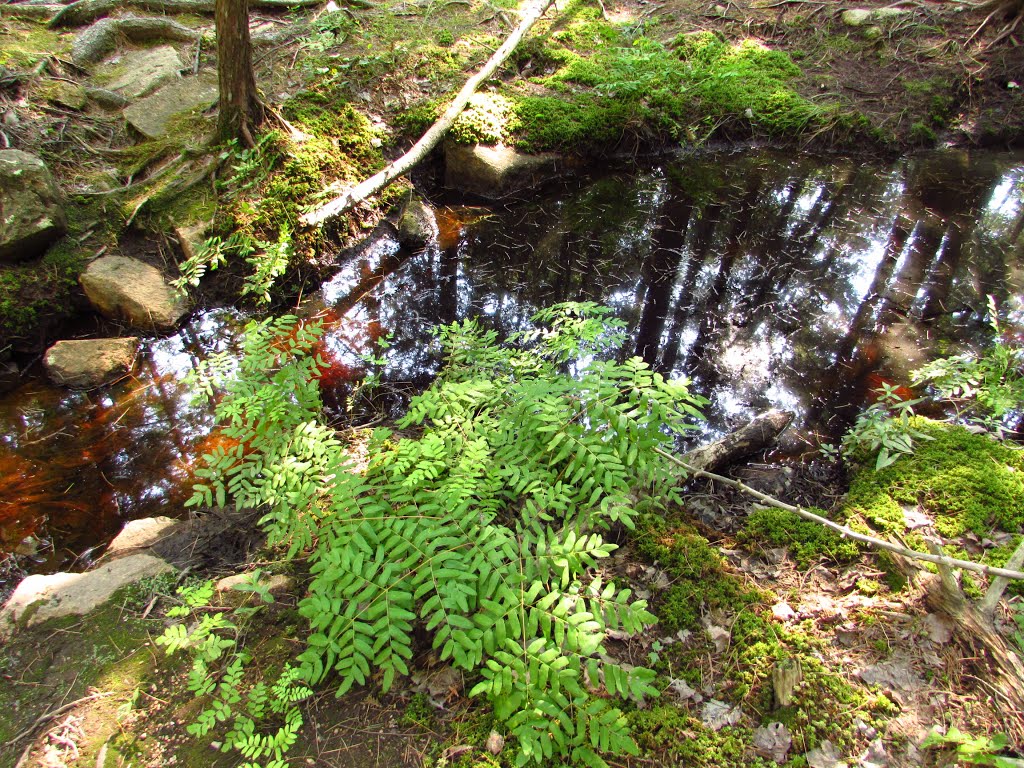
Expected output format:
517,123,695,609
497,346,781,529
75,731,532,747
683,409,793,474
923,562,1024,728
48,0,324,28
71,15,202,65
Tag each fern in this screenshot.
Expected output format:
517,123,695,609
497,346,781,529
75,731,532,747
190,302,706,766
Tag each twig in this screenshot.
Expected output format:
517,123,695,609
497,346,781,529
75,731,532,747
655,448,1024,582
2,692,113,749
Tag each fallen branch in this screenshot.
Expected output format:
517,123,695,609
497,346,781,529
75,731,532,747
299,0,556,229
49,0,324,28
656,447,1024,582
683,409,793,474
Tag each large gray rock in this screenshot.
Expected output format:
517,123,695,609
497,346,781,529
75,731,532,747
445,143,562,198
44,336,139,387
98,45,183,100
0,553,174,637
0,149,67,263
124,74,218,138
80,255,188,329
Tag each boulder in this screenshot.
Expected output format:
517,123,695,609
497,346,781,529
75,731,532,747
0,553,174,637
0,149,67,263
124,74,218,139
97,45,182,100
102,516,183,559
397,193,438,249
445,143,562,198
43,336,139,387
80,255,188,329
173,219,212,262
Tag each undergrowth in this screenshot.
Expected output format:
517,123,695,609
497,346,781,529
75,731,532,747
189,302,708,767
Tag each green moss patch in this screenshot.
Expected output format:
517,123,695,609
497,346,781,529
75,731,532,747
843,418,1024,539
741,507,861,569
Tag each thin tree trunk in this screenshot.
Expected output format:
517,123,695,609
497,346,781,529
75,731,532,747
300,0,556,229
216,0,264,147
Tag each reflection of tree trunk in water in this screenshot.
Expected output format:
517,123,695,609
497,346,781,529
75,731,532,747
743,172,853,318
805,215,911,438
141,354,191,462
685,175,764,386
438,245,459,324
877,217,945,323
633,193,694,365
920,221,968,321
658,202,723,373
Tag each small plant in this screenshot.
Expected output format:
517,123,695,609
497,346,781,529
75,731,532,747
841,383,931,470
923,726,1024,767
155,578,312,768
912,297,1024,428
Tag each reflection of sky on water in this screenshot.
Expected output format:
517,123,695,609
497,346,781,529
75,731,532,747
2,149,1023,585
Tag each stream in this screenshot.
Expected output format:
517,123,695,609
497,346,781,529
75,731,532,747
2,147,1022,592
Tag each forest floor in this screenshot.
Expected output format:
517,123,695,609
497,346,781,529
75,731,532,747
1,0,1024,767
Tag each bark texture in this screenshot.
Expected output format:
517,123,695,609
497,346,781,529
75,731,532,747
215,0,264,146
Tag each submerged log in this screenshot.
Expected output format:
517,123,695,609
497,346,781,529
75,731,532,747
681,409,793,474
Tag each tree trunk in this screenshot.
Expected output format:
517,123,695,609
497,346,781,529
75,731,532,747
215,0,264,147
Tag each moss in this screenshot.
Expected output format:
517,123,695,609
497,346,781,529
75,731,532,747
843,418,1024,540
635,518,760,632
740,508,861,569
0,237,88,346
0,21,67,69
628,707,759,767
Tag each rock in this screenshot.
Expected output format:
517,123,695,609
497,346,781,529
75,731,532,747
0,149,67,263
0,553,175,637
215,572,294,605
103,516,182,559
124,74,218,139
840,9,873,26
445,142,563,198
397,193,437,250
43,337,139,388
173,220,212,263
486,731,504,755
701,699,742,731
39,79,87,110
97,46,183,100
86,87,129,110
73,16,201,66
80,255,188,329
753,722,793,764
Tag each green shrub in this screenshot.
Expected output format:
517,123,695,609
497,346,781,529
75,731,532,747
189,303,708,767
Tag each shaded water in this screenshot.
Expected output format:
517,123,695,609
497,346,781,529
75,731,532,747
2,149,1023,587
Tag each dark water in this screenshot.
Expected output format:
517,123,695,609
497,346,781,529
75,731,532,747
2,148,1022,588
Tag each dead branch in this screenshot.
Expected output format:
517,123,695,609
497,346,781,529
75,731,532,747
656,447,1024,582
49,0,325,28
299,0,557,229
683,409,793,474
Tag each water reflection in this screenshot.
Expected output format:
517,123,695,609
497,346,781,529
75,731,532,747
2,149,1023,588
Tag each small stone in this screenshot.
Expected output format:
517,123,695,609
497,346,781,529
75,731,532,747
44,337,139,388
841,9,872,26
486,730,504,755
80,255,188,329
